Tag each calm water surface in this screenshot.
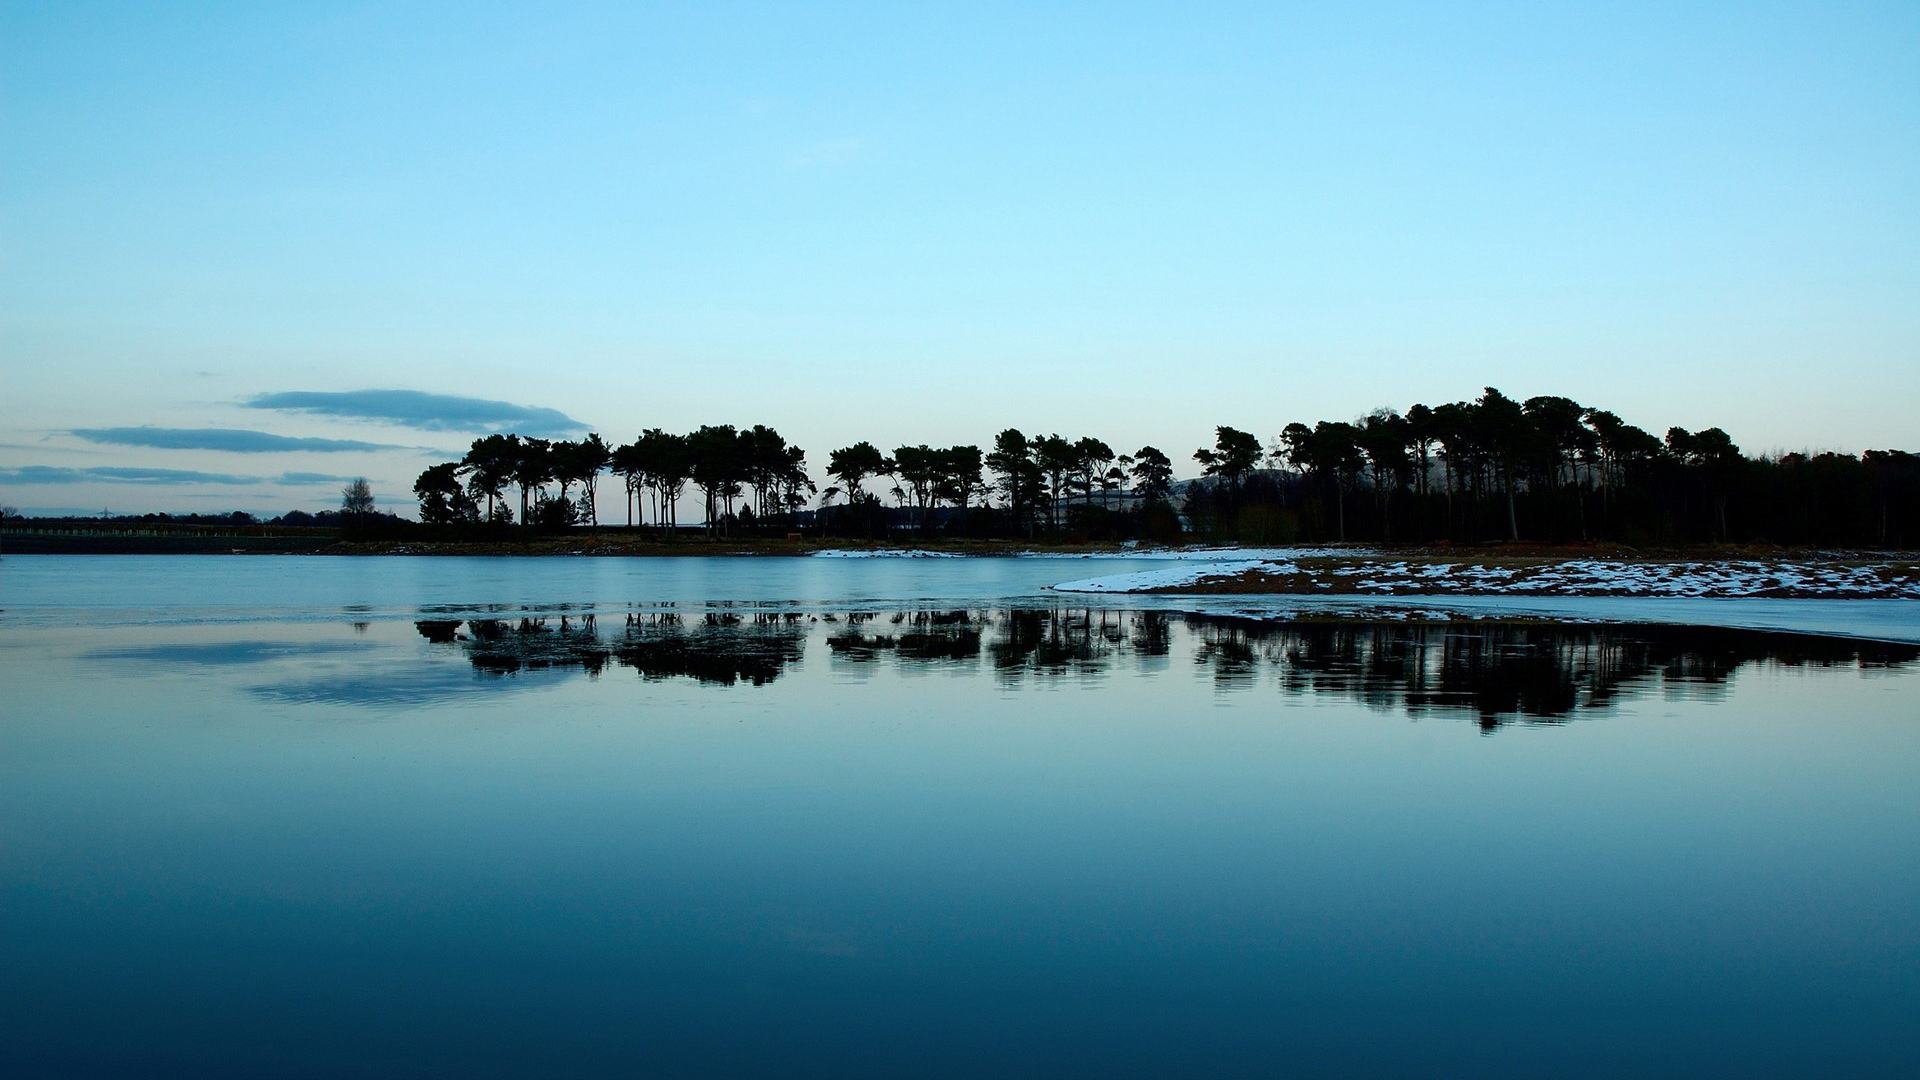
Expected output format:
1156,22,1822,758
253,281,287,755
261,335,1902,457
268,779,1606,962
3,556,1919,1077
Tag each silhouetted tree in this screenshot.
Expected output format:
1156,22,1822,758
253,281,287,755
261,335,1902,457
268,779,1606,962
687,425,745,532
1474,388,1528,541
740,425,794,525
1863,449,1920,546
1073,436,1115,509
634,428,692,528
610,438,643,526
1519,396,1591,538
986,429,1042,537
414,463,477,525
1356,410,1409,540
340,477,376,519
826,441,890,537
1193,426,1262,498
1033,434,1077,530
941,445,985,527
1666,425,1742,541
461,434,516,522
774,443,814,528
1280,421,1354,540
892,445,945,532
1128,446,1174,503
511,436,552,525
1405,403,1435,499
574,432,612,525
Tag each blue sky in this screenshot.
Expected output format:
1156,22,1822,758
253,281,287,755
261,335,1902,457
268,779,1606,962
3,1,1916,516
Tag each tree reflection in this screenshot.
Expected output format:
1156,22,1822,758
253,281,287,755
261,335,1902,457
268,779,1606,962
416,612,807,686
827,610,983,666
1186,616,1916,728
414,609,1916,724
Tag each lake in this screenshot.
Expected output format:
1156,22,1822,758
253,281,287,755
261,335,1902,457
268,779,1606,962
3,555,1919,1077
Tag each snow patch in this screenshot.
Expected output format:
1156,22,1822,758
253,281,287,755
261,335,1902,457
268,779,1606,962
1049,557,1920,600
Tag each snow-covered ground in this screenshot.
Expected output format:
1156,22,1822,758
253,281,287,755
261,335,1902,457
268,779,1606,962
1052,558,1920,600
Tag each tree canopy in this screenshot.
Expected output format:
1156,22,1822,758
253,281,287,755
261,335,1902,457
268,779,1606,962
408,393,1920,547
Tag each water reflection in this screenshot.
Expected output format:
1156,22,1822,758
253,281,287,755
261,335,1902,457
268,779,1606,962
1181,615,1915,726
406,608,1917,726
826,610,983,665
419,612,809,687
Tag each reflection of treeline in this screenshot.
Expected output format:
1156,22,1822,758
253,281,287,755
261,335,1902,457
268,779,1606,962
415,609,1915,725
411,389,1919,547
825,610,984,664
1182,616,1917,728
416,612,808,686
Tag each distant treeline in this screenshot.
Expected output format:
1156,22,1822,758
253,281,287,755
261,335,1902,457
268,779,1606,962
406,389,1920,547
0,508,391,531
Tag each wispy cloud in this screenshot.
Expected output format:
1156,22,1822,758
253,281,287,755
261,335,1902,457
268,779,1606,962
1,465,259,486
0,439,106,456
277,471,356,486
246,389,586,436
71,426,412,454
0,465,357,486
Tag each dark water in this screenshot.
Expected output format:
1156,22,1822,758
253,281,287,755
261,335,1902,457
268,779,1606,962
4,604,1919,1077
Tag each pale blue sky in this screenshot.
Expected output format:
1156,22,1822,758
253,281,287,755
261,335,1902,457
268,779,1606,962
3,1,1916,515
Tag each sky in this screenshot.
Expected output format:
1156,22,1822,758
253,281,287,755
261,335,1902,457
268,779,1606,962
2,1,1916,518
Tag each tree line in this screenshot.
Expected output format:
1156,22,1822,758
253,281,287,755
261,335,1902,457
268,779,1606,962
412,389,1919,547
1191,387,1918,547
413,426,813,533
412,426,1185,539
